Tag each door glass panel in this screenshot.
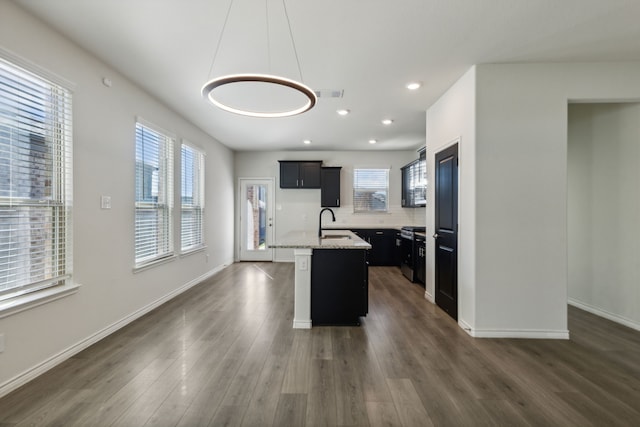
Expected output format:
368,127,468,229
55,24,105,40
245,184,267,251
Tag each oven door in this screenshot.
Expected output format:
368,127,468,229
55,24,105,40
400,234,414,281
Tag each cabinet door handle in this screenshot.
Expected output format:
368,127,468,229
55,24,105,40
301,179,304,187
336,198,339,205
433,233,439,239
296,179,299,186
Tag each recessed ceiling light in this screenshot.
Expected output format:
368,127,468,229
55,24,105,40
406,82,422,90
303,139,311,145
337,109,350,116
369,139,377,144
381,119,393,125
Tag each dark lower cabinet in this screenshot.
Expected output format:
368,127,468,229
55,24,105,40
351,229,397,266
311,249,368,325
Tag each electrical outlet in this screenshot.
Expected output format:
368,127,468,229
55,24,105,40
0,333,5,353
101,195,112,209
299,258,308,271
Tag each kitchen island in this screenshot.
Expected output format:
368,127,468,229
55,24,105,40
270,230,371,328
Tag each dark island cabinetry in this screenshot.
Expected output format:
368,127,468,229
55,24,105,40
311,249,368,325
279,160,322,188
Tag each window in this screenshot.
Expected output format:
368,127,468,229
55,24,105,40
353,168,389,212
135,122,174,267
0,57,73,302
181,143,204,252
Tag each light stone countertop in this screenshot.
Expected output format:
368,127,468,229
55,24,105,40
322,225,420,231
269,229,372,249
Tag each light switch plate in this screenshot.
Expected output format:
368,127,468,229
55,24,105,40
101,195,112,209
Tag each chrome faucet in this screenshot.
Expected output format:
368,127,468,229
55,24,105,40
318,208,336,237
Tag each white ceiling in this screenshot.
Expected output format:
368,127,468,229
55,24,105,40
14,0,640,152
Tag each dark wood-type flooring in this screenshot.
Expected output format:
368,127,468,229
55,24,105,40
1,262,639,426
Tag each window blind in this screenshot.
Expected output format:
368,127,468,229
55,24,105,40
135,122,174,266
0,57,73,302
353,168,389,212
181,143,204,252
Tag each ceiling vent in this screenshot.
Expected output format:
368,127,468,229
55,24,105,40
314,89,344,98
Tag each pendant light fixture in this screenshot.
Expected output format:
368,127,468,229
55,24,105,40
202,0,316,118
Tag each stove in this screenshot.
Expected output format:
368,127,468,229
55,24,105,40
400,225,425,239
399,226,425,282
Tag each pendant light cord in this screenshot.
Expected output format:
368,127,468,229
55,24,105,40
207,0,305,83
266,0,271,73
282,0,305,83
206,0,235,79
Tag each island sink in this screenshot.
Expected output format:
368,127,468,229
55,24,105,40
320,234,351,240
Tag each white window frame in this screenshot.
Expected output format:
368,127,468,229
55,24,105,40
180,141,205,254
134,119,175,268
0,53,75,312
353,167,390,213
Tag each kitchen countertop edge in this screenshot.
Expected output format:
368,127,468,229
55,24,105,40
269,230,372,249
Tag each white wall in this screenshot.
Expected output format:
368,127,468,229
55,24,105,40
568,103,640,330
234,150,424,261
427,62,640,338
0,2,235,394
425,67,476,324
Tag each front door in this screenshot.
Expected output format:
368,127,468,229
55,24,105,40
239,178,274,261
434,144,458,320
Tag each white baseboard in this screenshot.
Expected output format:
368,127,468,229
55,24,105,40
0,263,230,399
424,290,434,303
569,298,640,332
458,319,569,339
293,319,312,329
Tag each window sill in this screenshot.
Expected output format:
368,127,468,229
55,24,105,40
180,245,207,258
133,254,177,273
0,283,81,319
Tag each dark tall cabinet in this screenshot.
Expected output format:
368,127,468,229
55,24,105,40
320,167,341,207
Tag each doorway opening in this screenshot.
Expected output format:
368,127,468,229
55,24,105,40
239,178,274,261
567,102,640,331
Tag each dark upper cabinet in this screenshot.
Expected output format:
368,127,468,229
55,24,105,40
279,161,322,188
401,157,426,207
321,167,341,207
280,162,300,188
300,162,322,188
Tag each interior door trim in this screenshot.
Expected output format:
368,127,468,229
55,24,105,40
237,177,275,262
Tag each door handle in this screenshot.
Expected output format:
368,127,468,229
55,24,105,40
432,233,439,239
